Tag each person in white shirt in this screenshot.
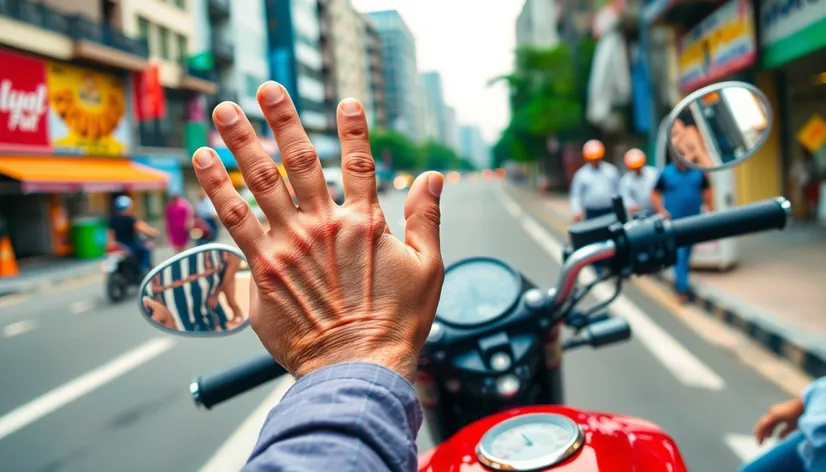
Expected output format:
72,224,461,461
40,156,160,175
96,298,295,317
619,148,659,218
570,139,621,222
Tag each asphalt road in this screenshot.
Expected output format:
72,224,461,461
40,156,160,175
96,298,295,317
0,180,795,471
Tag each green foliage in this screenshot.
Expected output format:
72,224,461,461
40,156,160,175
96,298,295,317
492,40,597,164
369,131,477,172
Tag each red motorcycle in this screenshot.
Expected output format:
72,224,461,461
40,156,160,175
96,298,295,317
138,81,780,471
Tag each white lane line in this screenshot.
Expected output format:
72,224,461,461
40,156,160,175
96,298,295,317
725,433,777,464
199,375,296,472
502,192,725,391
69,299,94,315
0,337,175,440
2,320,37,338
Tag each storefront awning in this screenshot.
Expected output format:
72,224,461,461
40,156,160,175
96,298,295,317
0,157,168,194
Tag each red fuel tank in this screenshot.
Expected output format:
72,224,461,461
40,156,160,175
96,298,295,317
418,405,687,472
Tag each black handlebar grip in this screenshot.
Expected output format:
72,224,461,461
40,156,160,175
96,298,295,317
191,355,288,409
672,197,791,247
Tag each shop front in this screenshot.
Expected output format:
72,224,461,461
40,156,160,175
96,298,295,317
0,47,167,262
759,0,826,221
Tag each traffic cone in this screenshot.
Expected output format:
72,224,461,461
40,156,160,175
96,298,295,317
0,235,19,278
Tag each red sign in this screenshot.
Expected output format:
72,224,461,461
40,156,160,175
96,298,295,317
132,62,166,121
0,49,50,152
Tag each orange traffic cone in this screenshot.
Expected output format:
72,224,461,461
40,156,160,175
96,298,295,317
0,235,19,278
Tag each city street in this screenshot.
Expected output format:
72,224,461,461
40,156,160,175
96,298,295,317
0,179,801,472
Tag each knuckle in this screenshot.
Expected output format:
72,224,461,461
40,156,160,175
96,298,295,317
343,152,376,177
245,162,281,194
284,145,320,178
341,122,368,140
220,200,252,230
271,107,300,130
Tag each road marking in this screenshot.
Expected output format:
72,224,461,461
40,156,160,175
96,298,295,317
199,375,296,472
0,337,175,440
2,320,37,338
503,192,725,390
725,433,777,464
69,299,94,315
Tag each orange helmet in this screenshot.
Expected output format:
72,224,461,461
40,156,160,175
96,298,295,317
624,148,646,170
582,140,605,161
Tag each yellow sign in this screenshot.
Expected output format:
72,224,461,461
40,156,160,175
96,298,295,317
797,114,826,153
46,61,131,156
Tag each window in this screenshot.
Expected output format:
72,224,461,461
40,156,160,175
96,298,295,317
138,17,150,41
159,27,170,60
174,0,185,8
176,34,187,61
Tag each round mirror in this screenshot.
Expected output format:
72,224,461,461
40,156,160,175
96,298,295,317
667,81,772,172
138,244,250,336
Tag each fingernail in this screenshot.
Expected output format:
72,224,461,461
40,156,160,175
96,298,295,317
214,103,238,125
194,148,214,169
428,173,444,198
260,82,285,105
341,98,362,116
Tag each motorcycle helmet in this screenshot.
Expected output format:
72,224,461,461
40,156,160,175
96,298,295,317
582,140,605,161
114,195,133,212
624,148,646,170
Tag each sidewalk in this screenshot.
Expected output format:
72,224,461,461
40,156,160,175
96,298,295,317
0,228,237,298
507,184,826,378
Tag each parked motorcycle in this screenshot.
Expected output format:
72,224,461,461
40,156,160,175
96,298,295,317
137,82,783,471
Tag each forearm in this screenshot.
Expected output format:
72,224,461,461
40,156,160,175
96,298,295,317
245,363,422,472
651,191,665,213
703,189,715,211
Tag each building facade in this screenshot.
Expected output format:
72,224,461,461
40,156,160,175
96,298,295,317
459,125,490,169
367,10,422,142
364,18,387,129
329,0,372,115
444,105,459,152
420,72,447,144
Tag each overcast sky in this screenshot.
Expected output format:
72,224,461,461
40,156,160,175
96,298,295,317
350,0,524,143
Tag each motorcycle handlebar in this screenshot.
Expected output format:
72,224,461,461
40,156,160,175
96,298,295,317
191,355,286,409
672,197,791,247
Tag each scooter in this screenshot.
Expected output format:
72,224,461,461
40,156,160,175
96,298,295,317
104,236,153,303
136,81,781,471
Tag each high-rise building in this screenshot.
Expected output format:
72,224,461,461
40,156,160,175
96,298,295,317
444,105,459,152
516,0,561,48
363,19,387,129
420,72,447,144
366,10,422,142
459,125,490,169
265,0,340,159
329,0,372,117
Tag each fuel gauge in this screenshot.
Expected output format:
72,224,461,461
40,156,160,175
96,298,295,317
476,413,584,471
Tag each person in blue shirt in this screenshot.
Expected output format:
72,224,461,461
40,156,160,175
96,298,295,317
740,376,826,472
193,83,444,472
651,146,715,303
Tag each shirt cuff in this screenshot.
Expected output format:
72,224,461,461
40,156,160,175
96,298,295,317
283,362,422,427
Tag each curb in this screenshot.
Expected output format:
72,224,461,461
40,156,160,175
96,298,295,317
653,271,826,379
0,262,102,298
504,183,826,379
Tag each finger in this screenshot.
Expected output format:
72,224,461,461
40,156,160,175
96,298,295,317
336,99,377,204
212,102,295,223
403,172,444,263
753,415,776,444
778,423,796,439
193,147,265,255
257,82,329,212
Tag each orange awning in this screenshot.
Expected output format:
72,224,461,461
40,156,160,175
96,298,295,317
0,157,168,194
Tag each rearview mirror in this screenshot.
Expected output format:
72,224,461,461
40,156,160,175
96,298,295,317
138,244,250,336
667,81,772,172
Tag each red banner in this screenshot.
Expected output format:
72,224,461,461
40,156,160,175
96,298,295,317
0,49,50,152
133,62,166,121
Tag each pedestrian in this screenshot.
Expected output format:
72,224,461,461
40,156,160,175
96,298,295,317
195,190,219,243
569,139,621,222
165,193,192,253
619,148,659,218
739,376,826,472
651,144,715,304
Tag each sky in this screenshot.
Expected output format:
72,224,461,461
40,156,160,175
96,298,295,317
350,0,525,143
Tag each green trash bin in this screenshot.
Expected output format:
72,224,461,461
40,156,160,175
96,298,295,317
72,217,108,259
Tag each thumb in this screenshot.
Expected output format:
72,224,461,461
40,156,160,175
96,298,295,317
142,296,162,313
404,171,444,262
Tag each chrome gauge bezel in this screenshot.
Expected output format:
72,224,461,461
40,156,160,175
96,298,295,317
476,413,584,471
435,257,522,328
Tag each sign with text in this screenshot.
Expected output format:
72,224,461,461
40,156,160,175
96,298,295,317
760,0,826,67
677,0,757,93
0,49,50,152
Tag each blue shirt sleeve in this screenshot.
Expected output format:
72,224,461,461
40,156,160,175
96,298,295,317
798,376,826,471
244,362,423,472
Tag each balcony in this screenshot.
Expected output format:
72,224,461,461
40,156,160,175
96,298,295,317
208,0,230,19
177,58,218,95
0,0,149,71
211,36,234,64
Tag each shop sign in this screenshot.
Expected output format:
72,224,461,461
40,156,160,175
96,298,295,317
0,49,50,152
796,114,826,153
760,0,826,67
0,48,132,156
677,0,757,93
